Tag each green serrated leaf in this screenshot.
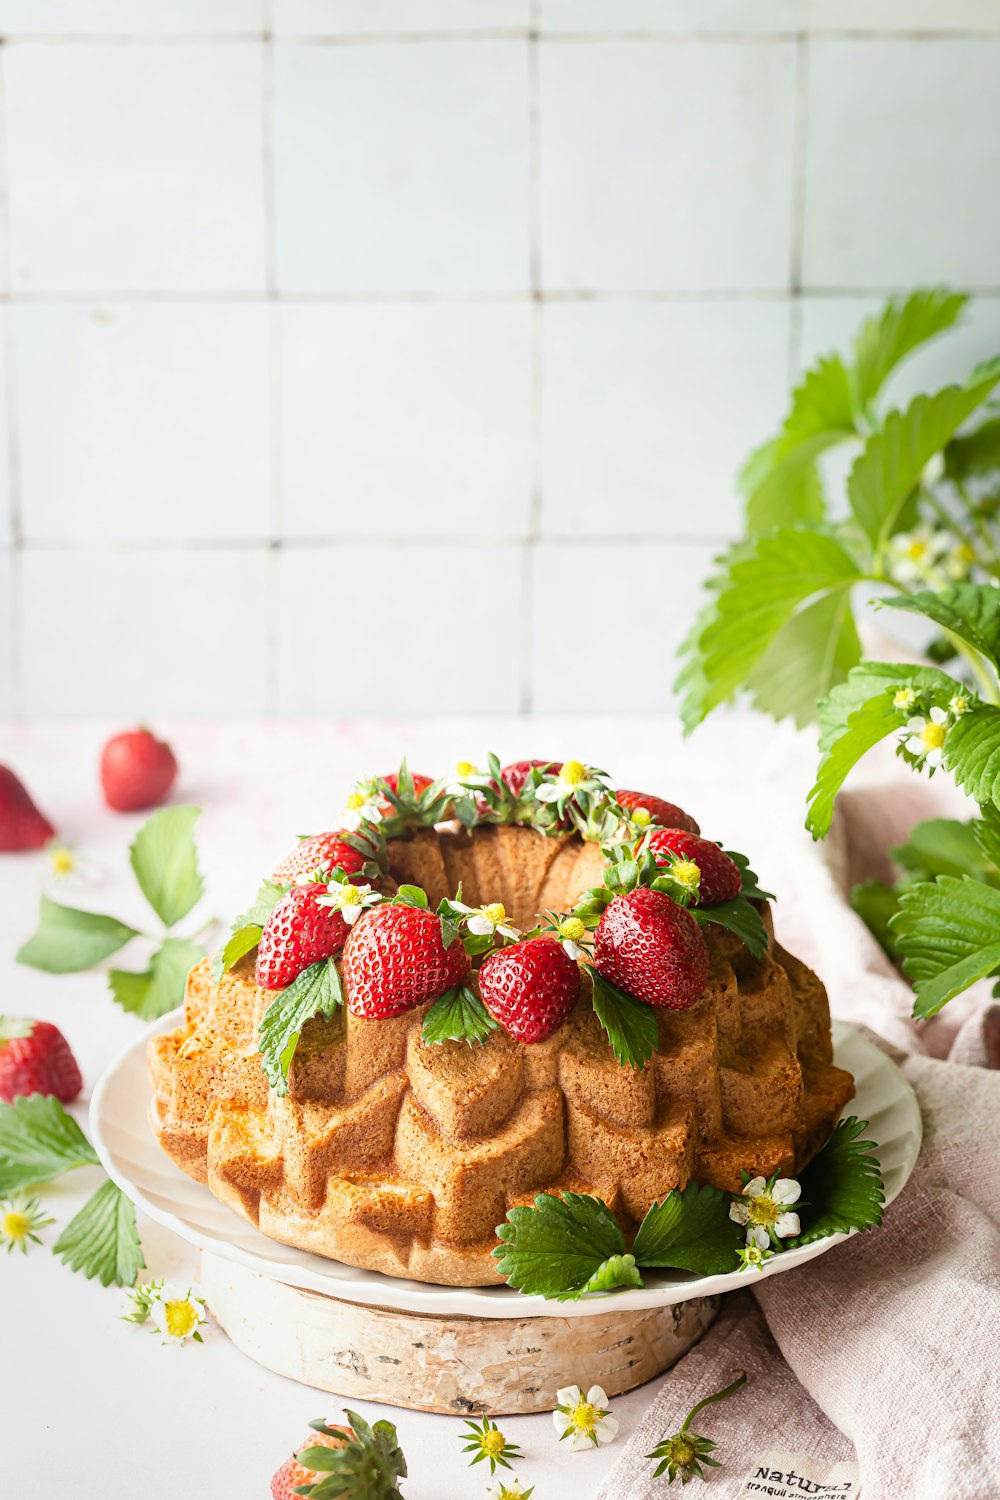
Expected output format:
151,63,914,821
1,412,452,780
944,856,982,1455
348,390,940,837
129,805,204,928
258,958,345,1094
789,1116,885,1246
0,1094,99,1195
891,874,1000,1018
691,898,768,958
492,1191,626,1298
632,1182,743,1276
807,692,902,840
421,986,498,1047
944,413,1000,481
219,922,263,974
944,702,1000,810
725,849,774,904
972,804,1000,871
109,936,204,1021
52,1178,145,1288
848,368,1000,549
16,896,139,974
890,817,994,882
850,880,902,960
558,1252,643,1301
589,968,659,1071
851,287,967,410
746,587,861,730
879,584,1000,673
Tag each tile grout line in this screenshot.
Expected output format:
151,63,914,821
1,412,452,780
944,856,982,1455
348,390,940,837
520,7,543,717
261,0,281,717
0,40,24,719
787,27,810,391
1,286,998,305
3,29,1000,44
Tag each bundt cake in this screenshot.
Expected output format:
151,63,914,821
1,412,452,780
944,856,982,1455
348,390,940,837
148,759,855,1287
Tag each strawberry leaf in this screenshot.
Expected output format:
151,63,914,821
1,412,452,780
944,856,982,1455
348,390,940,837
589,968,659,1071
422,985,498,1047
725,849,774,903
878,583,1000,673
16,896,139,974
108,936,204,1021
632,1182,742,1275
215,922,263,978
850,287,967,409
787,1116,885,1246
258,958,345,1095
691,898,768,958
890,874,1000,1018
0,1094,99,1195
52,1178,145,1288
392,885,429,909
129,805,204,928
492,1191,627,1298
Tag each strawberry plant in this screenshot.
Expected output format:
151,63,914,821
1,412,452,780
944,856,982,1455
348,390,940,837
678,287,1000,1019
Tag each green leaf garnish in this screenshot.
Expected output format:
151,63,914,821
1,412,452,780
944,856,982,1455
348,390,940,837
691,898,768,958
850,880,902,959
129,805,204,928
52,1178,145,1288
890,874,1000,1018
108,936,205,1021
492,1191,628,1298
589,967,659,1071
16,896,139,974
0,1094,99,1196
258,958,345,1094
217,922,263,975
392,885,429,909
788,1116,885,1245
632,1183,743,1276
421,986,498,1047
890,816,995,883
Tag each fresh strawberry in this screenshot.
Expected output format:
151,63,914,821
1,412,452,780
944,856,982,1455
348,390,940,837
0,1017,83,1103
647,829,741,906
271,832,366,885
478,936,580,1044
0,766,55,851
378,770,434,803
615,789,699,834
255,883,349,990
594,887,708,1009
342,903,470,1019
500,759,561,796
100,727,177,813
271,1426,353,1500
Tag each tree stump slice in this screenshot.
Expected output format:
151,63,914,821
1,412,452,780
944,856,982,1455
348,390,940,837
200,1252,719,1416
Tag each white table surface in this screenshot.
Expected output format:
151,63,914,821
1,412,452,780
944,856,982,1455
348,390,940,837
0,715,817,1499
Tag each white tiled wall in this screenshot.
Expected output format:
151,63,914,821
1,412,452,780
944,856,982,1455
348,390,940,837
1,2,999,718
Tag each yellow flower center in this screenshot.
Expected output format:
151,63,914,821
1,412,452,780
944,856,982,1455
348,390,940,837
746,1195,779,1229
163,1299,199,1338
671,1436,697,1466
50,846,75,875
345,792,365,812
560,917,585,942
956,543,976,564
570,1401,598,1436
950,696,970,716
893,688,916,710
671,860,701,890
905,539,928,562
2,1210,29,1242
560,760,587,787
922,722,947,750
456,760,476,779
631,806,651,827
484,903,506,926
339,886,363,906
482,1429,507,1458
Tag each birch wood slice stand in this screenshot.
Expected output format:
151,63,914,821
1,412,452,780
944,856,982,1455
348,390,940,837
199,1251,718,1416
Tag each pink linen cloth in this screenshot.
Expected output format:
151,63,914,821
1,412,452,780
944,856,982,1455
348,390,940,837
596,786,1000,1500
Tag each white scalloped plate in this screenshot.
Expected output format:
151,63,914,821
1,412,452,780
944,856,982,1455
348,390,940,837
91,1014,921,1320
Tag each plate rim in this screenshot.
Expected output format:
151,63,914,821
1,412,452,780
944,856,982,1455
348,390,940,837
90,1010,922,1321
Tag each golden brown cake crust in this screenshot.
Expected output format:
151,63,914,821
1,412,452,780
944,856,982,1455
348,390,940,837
148,824,854,1286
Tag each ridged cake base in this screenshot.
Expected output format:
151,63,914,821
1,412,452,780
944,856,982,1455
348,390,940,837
199,1251,719,1415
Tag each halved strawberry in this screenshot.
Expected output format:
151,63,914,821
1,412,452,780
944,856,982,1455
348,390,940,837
271,832,367,885
647,829,741,906
255,883,349,989
593,887,708,1009
342,903,470,1019
478,937,580,1044
615,789,699,834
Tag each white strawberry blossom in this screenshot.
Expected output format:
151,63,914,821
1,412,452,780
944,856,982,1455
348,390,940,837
553,1384,619,1452
729,1176,801,1248
886,523,949,587
903,706,949,768
556,916,588,960
949,692,972,717
450,899,521,941
317,881,382,926
536,759,590,803
148,1286,208,1345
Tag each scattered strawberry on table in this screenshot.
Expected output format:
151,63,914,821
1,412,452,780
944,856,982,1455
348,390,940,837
0,1016,83,1103
271,1412,406,1500
479,936,581,1043
593,887,709,1009
100,726,177,813
0,766,55,852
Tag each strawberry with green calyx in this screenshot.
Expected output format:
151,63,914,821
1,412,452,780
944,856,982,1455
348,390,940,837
270,1422,356,1500
646,829,741,906
291,1411,407,1500
479,936,581,1044
594,887,710,1010
0,765,56,851
615,789,700,835
271,833,376,886
256,876,359,990
342,894,471,1020
0,1016,83,1103
449,753,553,828
533,759,617,837
536,911,591,961
375,760,453,836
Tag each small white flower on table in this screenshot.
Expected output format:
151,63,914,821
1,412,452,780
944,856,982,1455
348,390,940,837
903,706,949,769
486,1480,534,1500
317,880,382,926
729,1176,802,1249
149,1287,208,1345
553,1384,619,1452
